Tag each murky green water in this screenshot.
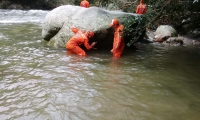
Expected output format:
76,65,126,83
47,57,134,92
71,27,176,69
0,10,200,120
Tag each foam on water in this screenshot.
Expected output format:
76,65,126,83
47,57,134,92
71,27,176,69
0,9,49,24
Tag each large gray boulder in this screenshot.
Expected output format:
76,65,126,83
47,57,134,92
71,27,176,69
42,5,142,49
154,25,178,42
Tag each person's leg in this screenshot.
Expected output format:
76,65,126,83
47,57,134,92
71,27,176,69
73,46,86,56
113,52,122,58
66,49,73,55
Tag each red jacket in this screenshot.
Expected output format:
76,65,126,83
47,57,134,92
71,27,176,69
66,28,93,50
80,0,90,8
136,3,146,14
66,28,93,56
111,25,125,57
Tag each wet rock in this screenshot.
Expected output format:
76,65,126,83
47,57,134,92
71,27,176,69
154,25,177,42
154,35,170,42
164,37,184,45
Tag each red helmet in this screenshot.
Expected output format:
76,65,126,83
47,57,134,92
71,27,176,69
109,19,119,26
87,31,94,38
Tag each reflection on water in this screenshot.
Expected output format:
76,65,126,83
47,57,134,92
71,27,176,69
1,12,200,120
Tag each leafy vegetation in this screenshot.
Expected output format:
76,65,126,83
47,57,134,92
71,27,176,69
96,0,200,44
93,0,199,33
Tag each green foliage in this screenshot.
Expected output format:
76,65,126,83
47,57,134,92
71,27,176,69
0,0,11,9
98,0,200,35
93,0,199,45
123,15,147,46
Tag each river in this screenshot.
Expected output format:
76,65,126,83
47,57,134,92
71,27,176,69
0,9,200,120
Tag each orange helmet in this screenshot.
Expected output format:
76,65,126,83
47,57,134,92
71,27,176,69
109,19,119,26
87,31,94,38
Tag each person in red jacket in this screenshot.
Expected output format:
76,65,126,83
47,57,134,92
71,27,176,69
80,0,90,8
109,19,125,58
136,0,146,14
66,27,96,56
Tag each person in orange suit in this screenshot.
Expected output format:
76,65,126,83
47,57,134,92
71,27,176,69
80,0,90,8
66,27,97,56
136,0,146,14
109,19,125,58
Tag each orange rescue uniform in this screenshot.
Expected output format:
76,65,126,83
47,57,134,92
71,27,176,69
66,28,93,56
136,3,146,14
80,0,90,8
111,25,125,58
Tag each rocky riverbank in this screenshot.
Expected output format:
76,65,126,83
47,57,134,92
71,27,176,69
144,25,200,47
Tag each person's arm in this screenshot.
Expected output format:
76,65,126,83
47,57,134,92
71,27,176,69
80,1,82,7
136,5,140,13
113,27,124,51
71,27,79,34
84,38,96,50
87,1,90,8
144,5,147,13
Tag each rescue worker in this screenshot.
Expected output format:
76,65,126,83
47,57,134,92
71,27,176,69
136,0,146,14
109,19,125,58
80,0,90,8
66,27,96,56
